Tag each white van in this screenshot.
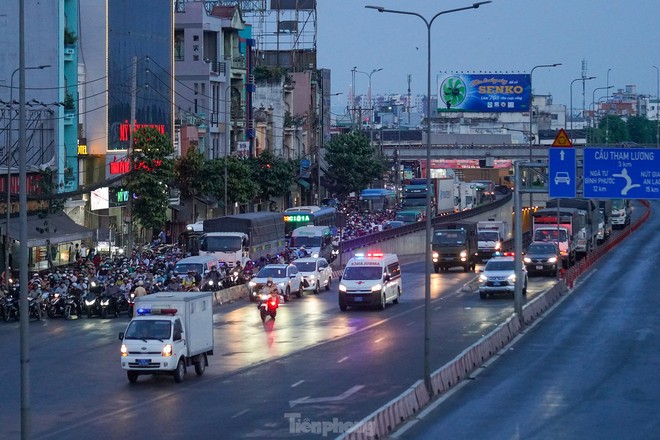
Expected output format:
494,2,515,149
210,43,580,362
338,252,402,311
173,255,220,277
290,225,333,261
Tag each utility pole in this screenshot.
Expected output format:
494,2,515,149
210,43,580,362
407,74,412,125
126,56,137,252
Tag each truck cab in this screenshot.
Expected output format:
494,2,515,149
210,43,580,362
432,221,479,272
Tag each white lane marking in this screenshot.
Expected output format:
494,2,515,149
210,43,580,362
434,306,442,311
406,321,416,326
291,380,304,388
374,337,384,343
337,356,349,363
289,385,365,407
231,409,250,418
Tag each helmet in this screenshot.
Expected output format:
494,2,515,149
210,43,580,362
266,277,273,286
138,281,144,286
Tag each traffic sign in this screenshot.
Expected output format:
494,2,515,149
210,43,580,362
583,147,660,198
551,128,573,148
548,148,576,198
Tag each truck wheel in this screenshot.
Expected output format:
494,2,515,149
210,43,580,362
173,359,186,383
194,354,207,376
127,371,139,383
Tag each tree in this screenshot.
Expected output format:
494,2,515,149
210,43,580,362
626,116,654,144
324,131,385,197
248,150,297,203
174,146,208,198
204,156,259,210
598,115,628,144
125,127,174,233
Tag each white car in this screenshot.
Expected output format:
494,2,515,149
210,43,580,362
292,257,333,294
248,264,303,301
478,255,528,299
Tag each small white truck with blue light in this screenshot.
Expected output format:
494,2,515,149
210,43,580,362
119,291,214,383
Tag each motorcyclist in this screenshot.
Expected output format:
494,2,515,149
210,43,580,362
182,270,196,291
297,245,309,259
258,277,280,308
201,267,221,291
232,261,244,284
134,280,147,298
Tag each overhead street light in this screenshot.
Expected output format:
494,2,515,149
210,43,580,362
570,76,596,143
590,86,613,144
366,0,492,396
4,63,50,290
528,63,561,208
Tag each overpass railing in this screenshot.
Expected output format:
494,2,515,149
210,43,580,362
340,193,513,254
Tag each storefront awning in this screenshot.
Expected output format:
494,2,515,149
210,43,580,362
0,213,94,248
297,179,310,189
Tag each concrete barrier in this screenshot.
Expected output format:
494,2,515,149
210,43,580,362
212,284,247,305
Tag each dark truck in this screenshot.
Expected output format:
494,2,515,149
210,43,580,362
431,220,479,272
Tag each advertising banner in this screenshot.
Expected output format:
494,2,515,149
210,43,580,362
437,73,530,112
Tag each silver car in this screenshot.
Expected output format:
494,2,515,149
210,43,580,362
478,256,528,299
292,257,333,294
248,264,303,301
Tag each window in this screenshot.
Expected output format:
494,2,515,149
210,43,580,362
387,262,401,279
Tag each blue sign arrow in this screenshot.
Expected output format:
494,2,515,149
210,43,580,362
548,148,576,198
583,147,660,198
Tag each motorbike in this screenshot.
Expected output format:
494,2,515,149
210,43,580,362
257,289,282,322
46,292,66,318
28,296,43,321
126,292,136,318
63,292,83,319
2,294,19,322
83,290,101,318
99,291,119,318
201,277,220,292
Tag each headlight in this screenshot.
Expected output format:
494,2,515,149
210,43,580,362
495,242,502,250
432,252,439,258
371,284,382,292
91,281,97,287
507,274,516,282
100,299,110,306
120,344,128,357
523,257,532,264
85,300,95,306
259,294,270,301
278,282,286,287
312,253,319,258
249,281,256,287
162,344,173,357
233,271,239,276
308,274,316,280
338,284,347,292
479,274,487,283
208,280,214,286
460,250,467,258
547,257,557,264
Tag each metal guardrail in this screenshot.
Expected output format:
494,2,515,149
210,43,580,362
340,193,513,253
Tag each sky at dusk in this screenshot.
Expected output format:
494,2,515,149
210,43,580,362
316,0,660,112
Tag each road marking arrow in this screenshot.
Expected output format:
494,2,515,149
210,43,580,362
288,385,365,407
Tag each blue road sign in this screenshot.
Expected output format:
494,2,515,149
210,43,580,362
548,148,576,198
583,147,660,199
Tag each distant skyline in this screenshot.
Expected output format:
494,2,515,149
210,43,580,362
316,0,660,114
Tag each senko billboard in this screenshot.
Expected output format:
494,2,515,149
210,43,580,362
437,73,531,112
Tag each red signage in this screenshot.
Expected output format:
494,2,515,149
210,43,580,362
119,121,165,142
108,156,163,175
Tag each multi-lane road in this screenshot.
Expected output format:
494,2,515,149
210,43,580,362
0,204,648,440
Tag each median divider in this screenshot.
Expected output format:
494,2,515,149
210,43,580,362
212,284,248,305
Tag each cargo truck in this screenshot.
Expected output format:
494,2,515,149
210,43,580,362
119,291,214,383
532,207,580,267
477,220,509,261
596,200,613,244
435,177,455,215
545,198,598,258
432,220,479,272
196,212,286,267
611,199,632,229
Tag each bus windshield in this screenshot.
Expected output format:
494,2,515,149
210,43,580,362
433,230,467,246
199,235,242,252
290,236,322,248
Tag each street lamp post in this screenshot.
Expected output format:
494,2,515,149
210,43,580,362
653,66,659,148
355,68,383,150
4,64,50,288
528,63,561,208
366,1,491,396
590,86,613,144
570,76,596,143
606,69,612,146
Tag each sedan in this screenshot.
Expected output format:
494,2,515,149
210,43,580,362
248,264,303,301
478,256,527,299
523,241,562,276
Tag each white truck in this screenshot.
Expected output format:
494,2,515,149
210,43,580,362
477,220,509,260
454,181,476,211
119,291,214,383
435,177,455,215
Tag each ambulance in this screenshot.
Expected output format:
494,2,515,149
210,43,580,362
338,252,402,311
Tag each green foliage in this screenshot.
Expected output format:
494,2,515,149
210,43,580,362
597,115,628,144
125,127,175,231
174,147,207,198
324,131,385,197
253,65,287,82
36,168,64,213
204,156,259,207
63,92,74,110
626,116,655,143
248,150,297,201
64,28,77,45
